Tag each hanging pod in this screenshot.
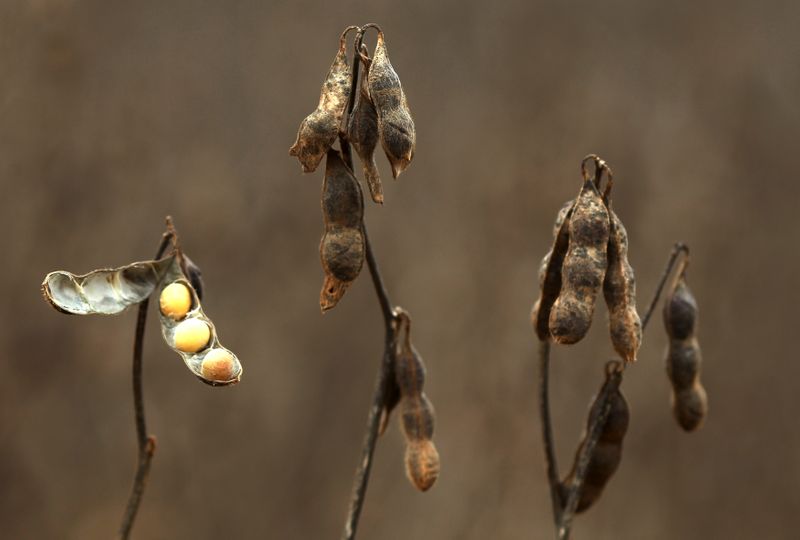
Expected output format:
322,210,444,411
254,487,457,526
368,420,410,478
602,208,642,362
531,200,574,341
560,363,629,513
549,170,610,344
366,26,416,179
663,267,707,431
319,149,366,312
393,311,439,491
289,28,354,173
347,45,383,204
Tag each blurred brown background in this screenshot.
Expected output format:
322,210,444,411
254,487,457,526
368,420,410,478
2,0,798,538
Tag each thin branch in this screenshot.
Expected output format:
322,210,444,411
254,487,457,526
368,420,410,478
339,25,399,540
538,340,561,528
557,366,622,540
118,221,176,540
641,242,689,330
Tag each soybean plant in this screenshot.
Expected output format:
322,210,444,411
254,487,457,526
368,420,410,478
289,24,437,540
531,157,708,539
41,218,242,539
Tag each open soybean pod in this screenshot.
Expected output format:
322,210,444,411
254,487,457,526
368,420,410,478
602,209,642,363
531,200,574,341
158,256,242,387
319,149,365,312
42,257,175,315
663,263,707,432
561,362,629,513
366,25,416,179
394,310,439,492
347,45,383,204
549,161,610,345
289,27,354,173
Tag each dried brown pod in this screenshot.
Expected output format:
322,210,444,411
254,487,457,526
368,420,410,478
347,46,383,204
561,364,629,513
393,311,439,491
181,254,205,301
602,210,642,362
664,271,707,431
549,175,610,344
405,439,440,492
531,200,574,340
289,28,353,173
366,26,415,179
319,149,365,312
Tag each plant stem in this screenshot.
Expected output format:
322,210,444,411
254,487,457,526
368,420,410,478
118,223,175,540
641,242,689,330
538,340,561,527
338,26,399,540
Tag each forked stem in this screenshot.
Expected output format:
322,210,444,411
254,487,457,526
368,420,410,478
339,25,400,540
118,219,176,539
539,242,690,540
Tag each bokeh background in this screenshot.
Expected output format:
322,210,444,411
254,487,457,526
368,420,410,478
2,0,798,538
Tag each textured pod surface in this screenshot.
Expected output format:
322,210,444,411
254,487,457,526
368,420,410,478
664,274,707,431
289,36,352,173
562,379,629,513
405,440,440,492
158,256,242,386
603,210,642,362
393,314,439,491
531,200,574,340
319,150,365,312
549,179,610,344
348,62,383,203
42,257,174,315
368,31,415,178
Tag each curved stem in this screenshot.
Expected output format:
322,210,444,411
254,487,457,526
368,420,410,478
118,223,175,539
641,242,690,330
538,340,561,529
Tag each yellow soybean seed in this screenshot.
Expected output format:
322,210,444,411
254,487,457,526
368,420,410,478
201,349,235,382
173,318,211,353
159,282,192,320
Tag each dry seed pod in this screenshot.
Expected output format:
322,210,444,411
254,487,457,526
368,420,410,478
158,256,242,386
394,312,439,491
664,273,707,431
405,439,440,492
549,178,610,344
289,30,353,173
531,200,574,340
602,210,642,362
561,365,629,513
319,150,365,312
41,257,174,315
181,254,205,301
347,49,383,204
379,361,402,436
367,27,415,178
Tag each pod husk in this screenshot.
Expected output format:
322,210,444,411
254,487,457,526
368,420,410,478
41,257,175,315
348,55,383,204
368,30,415,179
289,34,352,173
158,256,242,387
